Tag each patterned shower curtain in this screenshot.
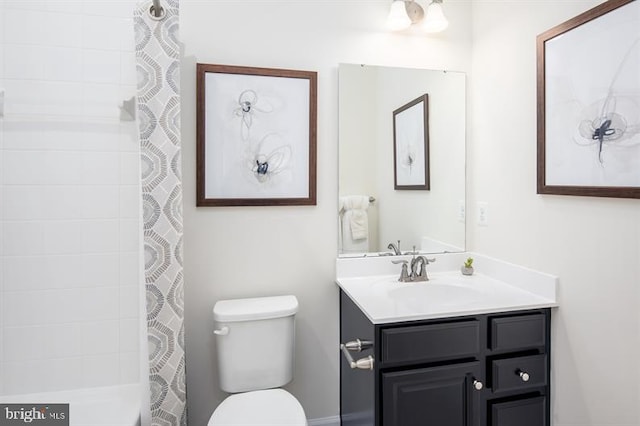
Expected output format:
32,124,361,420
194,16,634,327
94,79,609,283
134,1,186,425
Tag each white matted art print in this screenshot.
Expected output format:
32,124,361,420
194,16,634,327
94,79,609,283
196,64,317,206
537,0,640,198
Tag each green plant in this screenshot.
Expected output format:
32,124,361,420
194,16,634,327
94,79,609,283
464,257,474,268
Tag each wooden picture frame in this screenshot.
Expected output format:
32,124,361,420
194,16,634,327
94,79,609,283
393,94,430,190
196,63,317,206
537,0,640,198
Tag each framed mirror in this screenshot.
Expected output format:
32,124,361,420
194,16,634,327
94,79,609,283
338,63,466,257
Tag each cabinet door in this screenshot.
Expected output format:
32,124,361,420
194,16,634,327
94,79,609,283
382,362,482,426
491,396,546,426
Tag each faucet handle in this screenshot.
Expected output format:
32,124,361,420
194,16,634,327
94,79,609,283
426,257,436,264
391,260,410,282
399,263,410,282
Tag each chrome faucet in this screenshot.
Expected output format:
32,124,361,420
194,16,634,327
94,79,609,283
387,240,401,255
410,256,436,281
392,254,436,282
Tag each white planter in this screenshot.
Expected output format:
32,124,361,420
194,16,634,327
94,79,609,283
461,266,474,276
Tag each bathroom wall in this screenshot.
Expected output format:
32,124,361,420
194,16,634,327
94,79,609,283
180,1,472,423
468,1,640,425
0,1,4,393
0,0,141,395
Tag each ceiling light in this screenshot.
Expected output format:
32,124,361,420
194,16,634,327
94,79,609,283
387,0,412,31
386,0,448,34
423,0,449,33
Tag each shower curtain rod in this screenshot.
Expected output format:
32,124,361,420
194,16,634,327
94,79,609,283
151,0,163,18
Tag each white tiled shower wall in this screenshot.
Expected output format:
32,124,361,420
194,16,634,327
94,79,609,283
0,0,141,395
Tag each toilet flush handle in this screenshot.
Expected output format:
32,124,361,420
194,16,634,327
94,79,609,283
213,326,229,336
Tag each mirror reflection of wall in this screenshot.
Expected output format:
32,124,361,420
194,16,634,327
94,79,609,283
338,63,466,257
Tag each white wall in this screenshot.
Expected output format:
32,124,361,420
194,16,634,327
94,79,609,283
180,1,472,423
0,0,5,395
469,1,640,425
0,0,140,395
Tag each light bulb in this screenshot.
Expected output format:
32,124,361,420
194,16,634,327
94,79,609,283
387,1,411,31
423,1,449,33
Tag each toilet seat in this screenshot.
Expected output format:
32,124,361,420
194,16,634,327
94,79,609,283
208,388,307,426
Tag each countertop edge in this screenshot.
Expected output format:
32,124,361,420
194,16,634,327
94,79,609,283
337,280,558,324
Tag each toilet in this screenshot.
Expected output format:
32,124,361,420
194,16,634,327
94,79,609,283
209,295,307,426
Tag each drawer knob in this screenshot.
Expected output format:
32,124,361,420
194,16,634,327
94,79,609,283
518,370,530,382
473,379,483,391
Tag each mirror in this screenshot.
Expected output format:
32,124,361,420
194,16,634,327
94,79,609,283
338,63,466,257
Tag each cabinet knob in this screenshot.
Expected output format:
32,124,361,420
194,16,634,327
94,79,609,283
518,371,530,382
473,379,483,390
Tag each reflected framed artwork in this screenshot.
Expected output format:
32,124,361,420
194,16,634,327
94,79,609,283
537,0,640,198
393,94,430,190
196,63,317,206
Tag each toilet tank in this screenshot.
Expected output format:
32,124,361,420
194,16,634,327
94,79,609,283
213,295,298,393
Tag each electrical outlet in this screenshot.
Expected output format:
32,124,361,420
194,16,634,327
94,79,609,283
458,200,466,223
477,202,489,226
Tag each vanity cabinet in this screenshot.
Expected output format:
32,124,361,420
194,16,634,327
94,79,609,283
382,361,482,426
340,291,551,426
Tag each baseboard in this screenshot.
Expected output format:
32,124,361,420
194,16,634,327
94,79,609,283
307,415,341,426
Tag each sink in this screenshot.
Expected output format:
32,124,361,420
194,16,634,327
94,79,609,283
336,255,558,323
369,274,487,310
389,283,485,309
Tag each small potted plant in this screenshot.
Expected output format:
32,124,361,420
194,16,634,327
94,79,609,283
461,257,474,276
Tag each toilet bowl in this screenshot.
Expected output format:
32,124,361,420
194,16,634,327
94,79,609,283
208,389,306,426
209,295,307,426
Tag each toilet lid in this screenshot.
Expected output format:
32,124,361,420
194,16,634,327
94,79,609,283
208,389,307,426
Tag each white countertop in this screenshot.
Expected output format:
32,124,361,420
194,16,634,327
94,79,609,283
336,252,558,324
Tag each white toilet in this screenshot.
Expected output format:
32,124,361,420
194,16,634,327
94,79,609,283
209,295,307,426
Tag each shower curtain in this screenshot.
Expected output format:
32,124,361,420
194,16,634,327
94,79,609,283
134,1,186,425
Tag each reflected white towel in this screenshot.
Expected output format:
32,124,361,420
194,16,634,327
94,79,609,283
339,195,370,252
340,195,369,212
350,210,368,240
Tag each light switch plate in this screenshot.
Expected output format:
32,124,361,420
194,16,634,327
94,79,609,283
458,200,466,223
477,202,489,226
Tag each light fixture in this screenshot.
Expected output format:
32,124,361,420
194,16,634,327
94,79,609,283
423,0,449,33
386,0,412,31
386,0,448,33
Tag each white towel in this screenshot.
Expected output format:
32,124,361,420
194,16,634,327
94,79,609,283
339,195,370,252
349,211,367,240
340,195,369,212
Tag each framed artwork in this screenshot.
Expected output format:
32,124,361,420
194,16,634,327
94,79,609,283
393,94,430,190
537,0,640,198
196,63,317,206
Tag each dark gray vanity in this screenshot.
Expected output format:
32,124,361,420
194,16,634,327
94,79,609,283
340,290,551,426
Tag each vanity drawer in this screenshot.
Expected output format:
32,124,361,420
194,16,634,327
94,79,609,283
381,320,479,364
490,313,546,351
492,354,547,393
491,396,547,426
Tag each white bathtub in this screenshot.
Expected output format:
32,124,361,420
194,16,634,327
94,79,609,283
0,384,141,426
